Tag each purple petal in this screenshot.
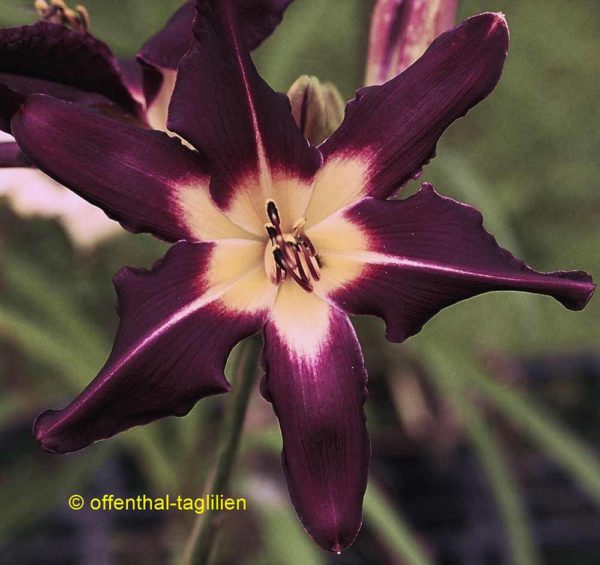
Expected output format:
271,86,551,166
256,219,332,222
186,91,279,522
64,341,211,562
310,13,508,222
317,184,595,343
0,22,141,121
10,94,250,242
136,1,195,116
138,0,293,124
138,0,292,72
261,285,369,552
0,73,114,133
168,0,321,210
35,240,271,453
236,0,295,50
365,0,459,85
138,2,196,74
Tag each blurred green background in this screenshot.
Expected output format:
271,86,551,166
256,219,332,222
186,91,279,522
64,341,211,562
0,1,598,564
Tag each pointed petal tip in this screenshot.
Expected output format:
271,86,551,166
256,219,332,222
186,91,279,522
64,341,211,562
583,280,597,308
418,182,594,313
305,517,363,554
553,271,595,311
461,11,509,45
328,530,362,554
33,409,68,454
469,11,507,26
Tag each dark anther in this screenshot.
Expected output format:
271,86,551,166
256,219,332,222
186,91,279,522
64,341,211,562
266,200,280,226
273,248,286,271
265,224,277,243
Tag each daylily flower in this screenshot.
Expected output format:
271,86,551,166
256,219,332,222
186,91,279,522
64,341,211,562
9,0,595,552
0,0,291,245
365,0,459,85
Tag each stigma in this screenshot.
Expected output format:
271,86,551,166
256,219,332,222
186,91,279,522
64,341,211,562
264,200,321,292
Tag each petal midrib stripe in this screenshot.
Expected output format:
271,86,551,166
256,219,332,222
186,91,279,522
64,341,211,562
324,250,591,289
43,266,265,433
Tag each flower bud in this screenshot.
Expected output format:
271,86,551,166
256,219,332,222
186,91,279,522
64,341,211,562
287,76,345,146
365,0,458,86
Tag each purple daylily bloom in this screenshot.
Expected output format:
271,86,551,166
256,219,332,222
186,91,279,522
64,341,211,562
9,0,595,552
365,0,459,86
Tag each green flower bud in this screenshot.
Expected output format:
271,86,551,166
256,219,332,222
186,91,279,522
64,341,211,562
287,76,345,146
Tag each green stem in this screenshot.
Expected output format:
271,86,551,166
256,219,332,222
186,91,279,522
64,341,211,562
181,337,261,565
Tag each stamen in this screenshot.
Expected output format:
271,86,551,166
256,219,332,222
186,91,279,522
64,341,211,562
292,245,309,285
301,245,321,281
298,232,317,256
266,199,280,226
264,200,320,292
273,248,286,271
265,223,277,244
35,0,90,33
275,265,284,284
292,217,307,234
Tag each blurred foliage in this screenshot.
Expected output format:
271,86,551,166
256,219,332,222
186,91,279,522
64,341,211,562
0,0,599,564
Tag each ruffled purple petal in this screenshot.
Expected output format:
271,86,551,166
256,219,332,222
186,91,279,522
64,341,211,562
261,286,369,552
11,94,210,242
168,0,321,210
35,241,269,453
320,13,508,203
365,0,458,85
327,184,595,342
0,22,141,123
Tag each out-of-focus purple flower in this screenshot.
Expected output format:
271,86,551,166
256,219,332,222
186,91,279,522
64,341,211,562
0,0,293,245
9,0,595,552
365,0,459,85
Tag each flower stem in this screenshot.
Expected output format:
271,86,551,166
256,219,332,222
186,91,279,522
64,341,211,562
181,337,261,565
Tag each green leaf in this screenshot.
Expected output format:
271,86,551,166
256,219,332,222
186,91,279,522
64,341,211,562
0,447,109,539
364,482,433,565
0,304,98,391
424,346,541,565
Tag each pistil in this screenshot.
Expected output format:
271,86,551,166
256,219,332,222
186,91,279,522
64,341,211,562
265,200,321,292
